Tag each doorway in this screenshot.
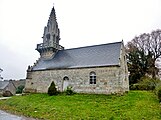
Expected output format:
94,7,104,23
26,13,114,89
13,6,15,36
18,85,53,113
63,76,69,91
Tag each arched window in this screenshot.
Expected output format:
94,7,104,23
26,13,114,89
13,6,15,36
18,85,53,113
89,72,96,84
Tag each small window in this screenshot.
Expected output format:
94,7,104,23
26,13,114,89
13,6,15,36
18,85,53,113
89,72,96,84
46,34,50,40
56,36,59,44
53,35,55,42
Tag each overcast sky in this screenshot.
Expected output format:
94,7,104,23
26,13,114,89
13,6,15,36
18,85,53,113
0,0,161,80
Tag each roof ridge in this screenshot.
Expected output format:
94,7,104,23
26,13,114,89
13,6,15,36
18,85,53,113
63,41,122,51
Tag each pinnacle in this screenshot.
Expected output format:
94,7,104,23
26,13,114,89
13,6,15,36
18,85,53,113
49,5,56,20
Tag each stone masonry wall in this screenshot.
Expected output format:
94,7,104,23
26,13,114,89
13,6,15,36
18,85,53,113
118,42,129,92
40,50,55,59
25,66,129,94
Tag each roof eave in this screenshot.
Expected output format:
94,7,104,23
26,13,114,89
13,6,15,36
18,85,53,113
32,64,120,71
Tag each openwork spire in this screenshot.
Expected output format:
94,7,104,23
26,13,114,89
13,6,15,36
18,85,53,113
36,4,64,59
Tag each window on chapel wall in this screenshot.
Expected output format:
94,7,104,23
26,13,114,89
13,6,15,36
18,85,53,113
89,72,96,84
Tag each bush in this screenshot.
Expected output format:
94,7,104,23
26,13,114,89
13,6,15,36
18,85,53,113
130,76,159,90
48,81,58,96
154,81,161,93
152,80,161,102
155,81,161,101
64,86,74,95
129,84,137,90
157,87,161,102
16,85,25,94
130,83,155,90
3,90,13,97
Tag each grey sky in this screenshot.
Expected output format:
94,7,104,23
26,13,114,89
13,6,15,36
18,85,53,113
0,0,161,79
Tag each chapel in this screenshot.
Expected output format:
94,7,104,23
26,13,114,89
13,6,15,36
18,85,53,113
24,5,129,94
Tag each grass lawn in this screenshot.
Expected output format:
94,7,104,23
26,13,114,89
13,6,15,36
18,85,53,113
0,91,160,120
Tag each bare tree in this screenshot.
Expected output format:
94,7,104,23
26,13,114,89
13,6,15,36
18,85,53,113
150,30,161,59
126,29,161,79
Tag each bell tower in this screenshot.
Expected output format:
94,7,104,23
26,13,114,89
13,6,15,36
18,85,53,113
36,5,64,59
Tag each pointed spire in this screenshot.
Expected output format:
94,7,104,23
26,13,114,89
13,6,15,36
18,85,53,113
42,4,60,44
49,5,57,21
36,4,64,59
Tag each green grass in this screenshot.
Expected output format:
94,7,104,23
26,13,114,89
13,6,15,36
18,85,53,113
0,91,160,120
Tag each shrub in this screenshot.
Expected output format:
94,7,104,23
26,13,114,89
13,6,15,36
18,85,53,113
157,87,161,102
130,83,153,90
154,81,161,93
65,86,74,95
130,76,159,90
16,85,25,94
48,81,58,96
130,84,135,90
152,80,161,102
3,90,13,97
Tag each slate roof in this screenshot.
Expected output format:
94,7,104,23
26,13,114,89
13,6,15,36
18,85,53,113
0,81,9,90
32,41,122,71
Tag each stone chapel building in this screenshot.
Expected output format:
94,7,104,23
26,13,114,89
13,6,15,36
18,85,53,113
24,5,129,94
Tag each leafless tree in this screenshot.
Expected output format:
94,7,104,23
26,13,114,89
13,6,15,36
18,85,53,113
127,29,161,79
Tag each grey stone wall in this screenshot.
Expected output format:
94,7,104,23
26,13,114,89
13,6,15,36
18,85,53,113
119,42,129,92
25,66,129,94
40,50,55,59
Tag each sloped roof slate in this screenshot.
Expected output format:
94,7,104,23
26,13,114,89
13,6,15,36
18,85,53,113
32,41,122,71
0,81,9,90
